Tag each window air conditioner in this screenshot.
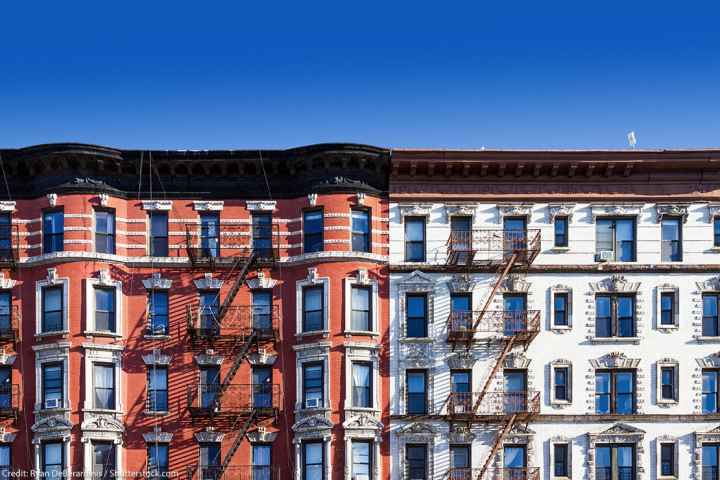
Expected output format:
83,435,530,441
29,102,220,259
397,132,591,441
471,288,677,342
598,251,614,262
305,398,320,409
45,398,60,409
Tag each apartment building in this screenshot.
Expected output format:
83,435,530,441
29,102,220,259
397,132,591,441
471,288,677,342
0,143,390,480
388,149,720,480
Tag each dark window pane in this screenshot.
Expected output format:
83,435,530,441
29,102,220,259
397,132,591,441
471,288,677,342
351,363,372,408
303,363,323,407
553,444,568,477
351,209,370,252
704,295,719,337
406,294,427,338
95,211,115,254
554,217,568,247
43,211,64,254
42,287,63,332
149,212,169,256
200,213,220,257
303,210,324,253
405,217,426,262
351,286,371,331
252,214,273,257
147,367,168,411
660,443,674,476
149,291,169,335
407,371,427,414
595,296,612,337
303,287,324,332
554,293,568,326
95,288,116,332
660,292,675,326
661,217,682,262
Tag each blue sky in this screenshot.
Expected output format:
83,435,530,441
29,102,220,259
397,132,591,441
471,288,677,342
0,1,718,149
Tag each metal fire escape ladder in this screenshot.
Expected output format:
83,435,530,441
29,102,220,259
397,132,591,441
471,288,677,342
217,409,258,479
473,335,517,413
471,252,518,332
477,413,518,480
218,250,258,322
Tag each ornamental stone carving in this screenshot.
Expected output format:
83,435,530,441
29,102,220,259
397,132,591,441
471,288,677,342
99,193,109,207
590,352,641,369
143,272,172,290
246,200,276,211
447,274,477,293
246,427,278,443
81,414,124,433
504,352,531,369
697,276,720,292
143,427,173,443
46,268,59,285
143,349,171,366
400,342,432,368
398,204,432,218
0,201,16,212
0,273,16,290
500,274,531,293
395,422,437,439
587,423,645,479
194,273,223,290
47,193,58,207
447,352,476,369
308,193,318,206
656,203,689,223
548,204,576,222
590,203,643,221
590,274,640,293
32,415,72,435
141,200,172,211
445,204,478,222
306,267,320,284
292,414,333,434
448,424,475,443
247,351,277,366
246,271,278,290
709,204,720,222
193,200,224,211
356,192,366,205
195,429,225,442
497,204,532,220
195,352,224,366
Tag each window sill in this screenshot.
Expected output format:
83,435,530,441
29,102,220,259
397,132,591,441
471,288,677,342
84,407,124,415
589,337,640,345
657,400,679,407
35,330,70,339
399,337,433,344
550,400,572,407
550,246,570,252
35,407,70,415
84,331,123,339
144,410,169,416
296,330,330,339
657,325,679,332
294,406,330,415
343,330,379,338
697,336,720,343
550,325,572,333
144,334,171,340
344,407,380,415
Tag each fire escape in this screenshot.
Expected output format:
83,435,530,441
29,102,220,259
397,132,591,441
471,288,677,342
444,228,541,480
185,222,281,480
0,223,19,425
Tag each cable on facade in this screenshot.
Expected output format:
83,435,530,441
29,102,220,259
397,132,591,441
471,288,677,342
0,154,12,201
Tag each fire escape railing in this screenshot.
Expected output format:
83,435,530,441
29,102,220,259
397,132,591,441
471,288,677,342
0,225,19,269
187,384,280,416
0,306,20,344
446,229,541,267
186,465,281,480
187,305,279,340
447,467,540,480
447,310,540,343
184,223,279,268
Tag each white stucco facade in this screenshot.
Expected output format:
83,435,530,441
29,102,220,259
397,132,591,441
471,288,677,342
389,201,720,479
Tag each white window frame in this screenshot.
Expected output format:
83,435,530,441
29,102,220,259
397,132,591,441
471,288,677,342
293,342,331,412
35,269,69,337
344,344,380,412
656,284,679,331
296,438,331,480
550,359,572,406
35,438,71,479
83,439,122,480
296,268,330,336
550,285,573,331
656,359,679,406
344,269,379,336
549,438,572,479
347,439,378,480
82,343,123,413
656,436,678,480
84,270,123,337
33,341,70,412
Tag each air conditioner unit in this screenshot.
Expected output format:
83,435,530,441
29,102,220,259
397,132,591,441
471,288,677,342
598,251,614,262
45,398,60,409
305,398,320,409
454,404,466,413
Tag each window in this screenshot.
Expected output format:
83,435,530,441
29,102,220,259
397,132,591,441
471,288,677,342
555,216,569,247
660,443,675,477
148,290,169,335
451,370,471,394
199,291,220,334
351,441,372,480
252,367,272,408
351,286,372,331
149,212,169,257
595,370,635,414
93,441,115,480
406,294,428,338
351,209,371,252
42,362,63,409
596,218,636,262
450,444,470,470
553,443,569,477
253,444,272,480
42,286,63,333
0,291,11,335
704,370,720,414
95,210,115,254
660,292,675,327
0,367,10,409
41,441,64,479
406,370,427,415
303,210,323,253
199,366,219,409
303,441,324,480
596,444,634,480
450,293,471,331
0,213,12,261
147,366,168,412
554,292,569,327
0,444,10,477
406,444,427,480
704,294,720,337
661,366,676,402
715,217,720,248
94,288,116,333
252,290,273,331
352,362,372,408
554,367,569,402
147,444,169,478
404,217,426,262
703,444,720,480
252,213,273,257
43,210,64,254
302,286,324,332
200,443,221,480
302,362,324,408
504,445,527,474
94,363,115,410
200,212,220,257
595,295,635,338
661,217,682,262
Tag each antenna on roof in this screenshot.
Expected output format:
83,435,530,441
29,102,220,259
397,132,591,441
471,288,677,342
627,131,637,148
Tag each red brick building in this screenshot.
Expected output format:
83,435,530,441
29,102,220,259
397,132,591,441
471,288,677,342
0,143,390,479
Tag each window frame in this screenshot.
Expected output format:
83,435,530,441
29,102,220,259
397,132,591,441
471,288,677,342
406,444,428,480
595,217,637,262
661,216,683,262
147,366,169,413
147,443,169,477
91,440,116,480
350,285,372,333
660,366,676,402
302,441,325,480
41,361,64,409
93,287,117,334
595,443,636,480
554,215,569,248
302,285,325,333
595,369,636,415
302,361,324,409
93,362,116,411
42,209,64,254
148,211,169,257
404,216,426,262
660,292,675,327
351,440,373,480
406,369,428,415
351,361,373,409
303,209,324,254
199,212,220,258
405,293,428,338
41,286,64,334
94,209,116,255
351,208,371,253
659,442,676,477
252,444,272,479
703,293,720,337
41,440,65,477
148,290,169,336
552,442,570,477
715,217,720,248
702,369,720,414
595,293,636,338
0,443,10,475
554,292,569,327
554,366,570,403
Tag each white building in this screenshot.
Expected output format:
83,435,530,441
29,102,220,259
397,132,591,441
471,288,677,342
387,149,720,480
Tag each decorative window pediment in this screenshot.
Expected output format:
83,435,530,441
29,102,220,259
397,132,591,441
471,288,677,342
445,204,478,222
246,200,277,212
195,352,224,366
0,201,16,212
696,352,720,369
143,349,171,366
80,414,124,434
343,413,383,431
590,203,643,221
143,427,173,443
31,415,72,434
0,273,16,290
142,200,172,211
142,273,172,290
697,276,720,292
447,274,477,293
709,204,720,222
548,204,576,222
194,429,225,443
292,414,333,433
500,274,531,293
448,424,475,444
504,352,531,369
194,273,223,290
193,201,224,211
399,270,434,291
590,351,640,369
447,352,476,369
497,203,532,221
656,203,689,223
596,422,645,436
246,271,278,290
247,351,277,366
398,204,432,219
396,422,437,438
47,193,58,207
246,427,278,443
590,274,640,293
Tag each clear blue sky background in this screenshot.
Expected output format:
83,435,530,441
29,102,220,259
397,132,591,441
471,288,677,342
0,1,718,150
